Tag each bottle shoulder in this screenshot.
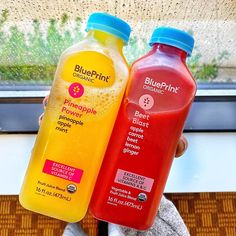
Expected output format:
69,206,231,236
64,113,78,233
61,38,122,58
60,38,128,72
55,37,129,82
131,52,195,83
132,52,184,69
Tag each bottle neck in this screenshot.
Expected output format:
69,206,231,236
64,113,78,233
87,30,125,52
151,43,188,61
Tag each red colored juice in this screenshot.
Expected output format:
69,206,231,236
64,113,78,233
90,27,197,230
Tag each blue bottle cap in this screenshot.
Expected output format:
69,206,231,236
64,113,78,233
86,12,131,44
149,27,194,56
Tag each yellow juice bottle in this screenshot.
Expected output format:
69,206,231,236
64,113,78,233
19,12,131,222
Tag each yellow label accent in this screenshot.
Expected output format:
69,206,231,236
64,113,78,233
60,51,115,87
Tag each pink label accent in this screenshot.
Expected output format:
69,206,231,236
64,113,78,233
138,94,154,110
43,159,83,183
68,82,84,98
114,169,154,192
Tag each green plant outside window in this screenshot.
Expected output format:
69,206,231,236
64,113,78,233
0,10,230,85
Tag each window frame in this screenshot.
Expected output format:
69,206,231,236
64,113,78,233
0,83,236,133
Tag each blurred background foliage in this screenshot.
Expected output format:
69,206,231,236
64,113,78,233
0,10,229,85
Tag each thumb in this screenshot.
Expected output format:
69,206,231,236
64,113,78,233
175,135,188,158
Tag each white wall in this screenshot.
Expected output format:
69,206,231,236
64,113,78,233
0,133,235,195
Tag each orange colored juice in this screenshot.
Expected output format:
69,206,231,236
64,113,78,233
19,13,131,222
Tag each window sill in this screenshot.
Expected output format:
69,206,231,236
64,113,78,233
0,133,235,195
0,83,236,132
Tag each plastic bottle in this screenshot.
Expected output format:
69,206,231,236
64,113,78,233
19,12,131,222
90,27,196,230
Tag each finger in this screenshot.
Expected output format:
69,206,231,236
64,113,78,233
43,95,49,110
38,113,44,126
175,135,188,158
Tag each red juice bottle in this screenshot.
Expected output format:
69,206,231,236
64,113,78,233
90,27,197,230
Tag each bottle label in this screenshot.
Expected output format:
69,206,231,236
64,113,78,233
33,50,120,204
122,107,150,157
143,76,180,95
49,51,117,134
114,169,154,192
103,69,195,215
42,159,84,184
60,51,115,88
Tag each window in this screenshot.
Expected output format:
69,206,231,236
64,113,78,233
0,0,235,132
0,0,235,86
